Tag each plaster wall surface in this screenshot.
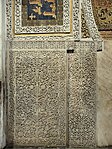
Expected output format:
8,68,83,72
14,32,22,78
97,40,112,147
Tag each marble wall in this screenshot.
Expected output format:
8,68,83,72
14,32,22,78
0,0,2,79
0,0,3,148
0,0,6,148
6,42,97,148
97,40,112,147
0,0,112,147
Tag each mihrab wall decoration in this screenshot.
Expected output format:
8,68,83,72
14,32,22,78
0,0,103,148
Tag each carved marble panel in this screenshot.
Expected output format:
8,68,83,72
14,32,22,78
6,40,99,148
7,49,67,147
68,42,96,148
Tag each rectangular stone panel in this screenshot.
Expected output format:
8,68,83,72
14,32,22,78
7,49,67,147
68,42,96,148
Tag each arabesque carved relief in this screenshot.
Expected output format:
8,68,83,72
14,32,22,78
7,49,67,146
5,0,103,148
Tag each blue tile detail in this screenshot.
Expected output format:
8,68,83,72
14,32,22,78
27,0,57,20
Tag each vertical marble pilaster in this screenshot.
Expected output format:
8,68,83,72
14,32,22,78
68,42,97,148
0,0,6,148
0,0,2,79
0,0,3,147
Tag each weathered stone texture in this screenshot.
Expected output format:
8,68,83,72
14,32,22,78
97,40,112,147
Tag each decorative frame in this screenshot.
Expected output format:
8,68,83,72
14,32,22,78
14,0,71,34
6,0,103,41
6,0,80,41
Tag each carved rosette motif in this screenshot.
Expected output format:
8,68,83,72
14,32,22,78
91,0,112,31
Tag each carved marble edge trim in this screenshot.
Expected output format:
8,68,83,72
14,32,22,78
8,40,102,51
81,0,101,40
82,0,104,51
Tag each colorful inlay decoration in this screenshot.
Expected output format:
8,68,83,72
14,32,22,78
22,0,63,26
28,0,57,20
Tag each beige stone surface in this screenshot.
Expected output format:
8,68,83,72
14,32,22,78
0,0,2,80
97,40,112,146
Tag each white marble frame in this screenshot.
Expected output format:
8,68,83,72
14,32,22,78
82,0,100,40
6,0,81,41
15,0,70,34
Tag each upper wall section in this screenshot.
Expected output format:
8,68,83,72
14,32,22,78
6,0,102,42
7,0,80,41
